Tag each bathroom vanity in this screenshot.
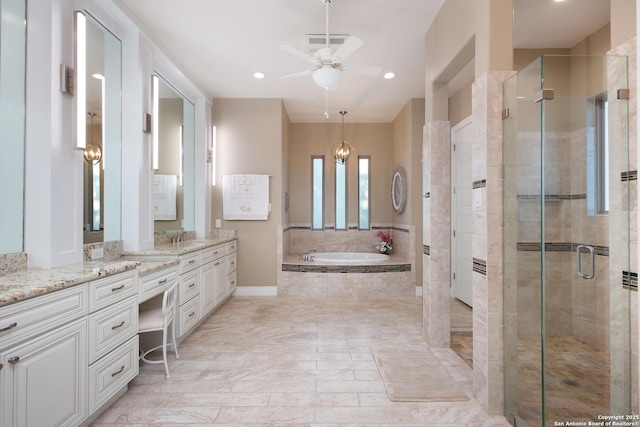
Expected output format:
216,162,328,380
0,235,237,427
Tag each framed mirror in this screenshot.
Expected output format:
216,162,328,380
0,0,26,254
153,74,195,234
82,13,122,244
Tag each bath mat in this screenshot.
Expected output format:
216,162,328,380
371,345,469,402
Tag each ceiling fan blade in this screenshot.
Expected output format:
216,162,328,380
333,35,363,60
281,44,316,64
280,69,314,80
343,65,382,76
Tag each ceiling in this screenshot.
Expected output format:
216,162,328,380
114,0,610,123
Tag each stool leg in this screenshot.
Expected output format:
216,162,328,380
171,317,179,359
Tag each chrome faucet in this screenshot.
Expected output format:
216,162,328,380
301,249,316,262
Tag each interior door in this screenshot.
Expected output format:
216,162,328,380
451,117,473,307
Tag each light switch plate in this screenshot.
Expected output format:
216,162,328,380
215,219,221,228
91,248,104,260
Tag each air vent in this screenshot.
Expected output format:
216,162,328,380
306,33,348,52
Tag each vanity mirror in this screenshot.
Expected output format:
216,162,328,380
0,0,26,254
82,13,122,244
153,74,195,234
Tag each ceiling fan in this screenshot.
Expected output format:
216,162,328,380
280,0,381,114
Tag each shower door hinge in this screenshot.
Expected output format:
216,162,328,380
618,89,630,100
502,108,510,119
533,89,554,103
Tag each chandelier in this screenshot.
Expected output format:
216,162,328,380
333,111,354,164
83,112,102,165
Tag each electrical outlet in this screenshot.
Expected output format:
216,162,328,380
215,219,221,228
91,248,104,260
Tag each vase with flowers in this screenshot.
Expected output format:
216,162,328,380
375,230,393,255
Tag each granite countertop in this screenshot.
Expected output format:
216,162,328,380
123,236,236,257
0,260,141,307
0,234,237,308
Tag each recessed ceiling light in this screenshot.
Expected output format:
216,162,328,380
253,72,265,79
384,72,395,79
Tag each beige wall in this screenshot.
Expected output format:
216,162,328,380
392,98,425,285
212,98,285,286
424,0,514,121
611,0,636,47
449,79,473,127
289,122,394,225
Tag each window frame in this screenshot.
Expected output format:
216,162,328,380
335,160,347,230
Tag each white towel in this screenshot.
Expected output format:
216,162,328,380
153,174,177,220
223,174,270,220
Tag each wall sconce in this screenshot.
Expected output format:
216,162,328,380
179,125,183,186
73,10,87,151
151,75,159,170
334,110,354,164
210,125,217,186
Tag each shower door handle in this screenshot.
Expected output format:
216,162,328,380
576,244,595,279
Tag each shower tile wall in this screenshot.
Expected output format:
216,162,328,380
609,38,638,415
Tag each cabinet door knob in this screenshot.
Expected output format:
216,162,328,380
8,356,20,365
0,322,18,333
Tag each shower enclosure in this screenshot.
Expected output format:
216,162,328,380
503,55,634,426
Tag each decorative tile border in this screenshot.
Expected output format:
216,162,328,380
472,258,487,275
282,263,411,274
423,245,430,256
621,170,638,182
517,194,587,200
517,242,609,256
472,179,486,189
622,271,638,291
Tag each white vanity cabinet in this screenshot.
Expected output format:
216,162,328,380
226,242,237,295
0,285,89,427
177,251,202,337
86,270,139,415
175,239,237,339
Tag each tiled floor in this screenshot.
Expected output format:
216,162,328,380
92,296,511,426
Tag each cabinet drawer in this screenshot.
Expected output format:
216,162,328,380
227,240,237,253
88,296,138,363
89,270,137,312
88,336,139,413
178,295,200,336
227,270,237,294
179,252,200,274
226,252,237,274
178,269,200,303
139,266,178,303
0,285,88,350
201,244,226,265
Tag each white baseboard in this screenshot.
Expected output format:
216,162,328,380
415,286,423,297
232,286,278,296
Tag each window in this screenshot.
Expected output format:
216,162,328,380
358,156,370,229
587,93,608,215
595,94,608,214
335,161,347,230
312,156,324,229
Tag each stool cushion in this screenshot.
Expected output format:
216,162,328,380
138,308,164,332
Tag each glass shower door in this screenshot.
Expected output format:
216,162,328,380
503,55,632,426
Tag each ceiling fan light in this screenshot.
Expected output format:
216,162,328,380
312,67,342,90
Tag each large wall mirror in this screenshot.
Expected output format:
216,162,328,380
0,0,26,255
83,13,122,244
153,74,195,234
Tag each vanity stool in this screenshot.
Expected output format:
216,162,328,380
138,282,179,378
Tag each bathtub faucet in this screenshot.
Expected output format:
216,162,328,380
301,249,316,262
